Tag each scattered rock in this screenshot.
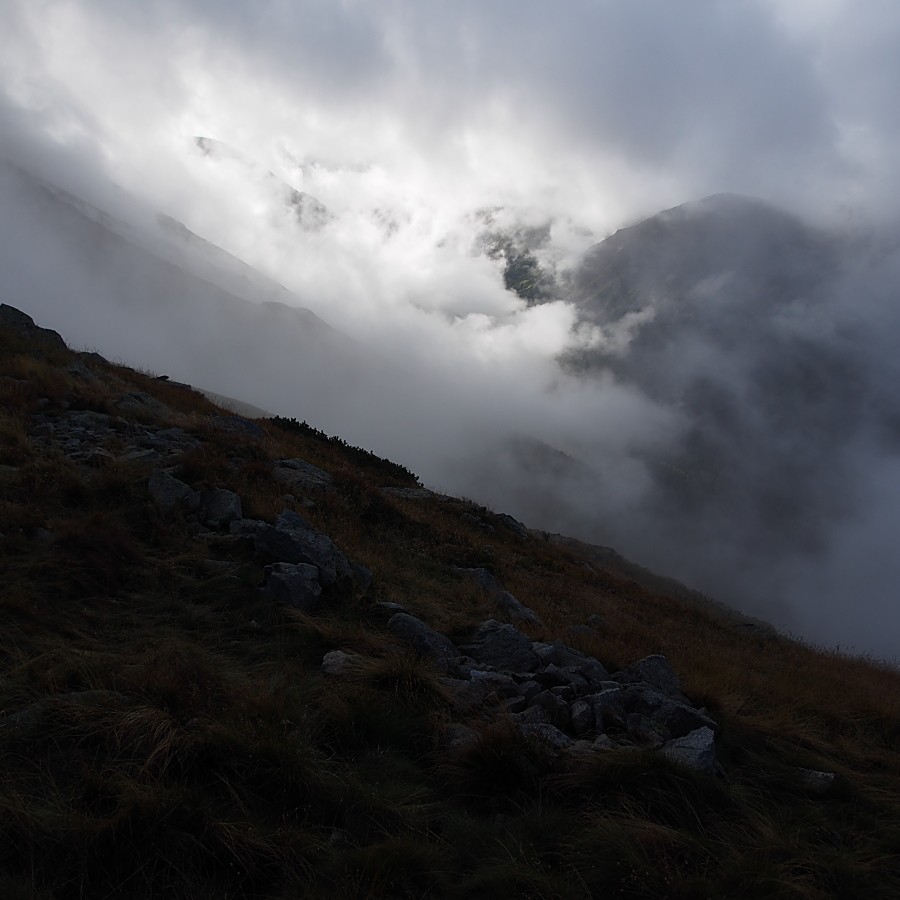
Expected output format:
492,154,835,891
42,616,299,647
519,723,572,749
620,686,717,739
147,469,193,513
612,655,689,703
272,458,333,494
792,767,836,797
463,620,541,673
254,510,352,589
387,613,460,660
263,562,322,611
662,727,717,773
322,650,362,678
114,392,174,420
197,489,243,531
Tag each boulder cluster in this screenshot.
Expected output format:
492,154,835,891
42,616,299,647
383,612,719,772
147,463,720,772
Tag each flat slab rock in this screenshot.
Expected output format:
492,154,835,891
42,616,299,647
462,619,540,673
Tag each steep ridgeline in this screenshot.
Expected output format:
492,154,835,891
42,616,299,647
2,304,900,899
558,194,898,589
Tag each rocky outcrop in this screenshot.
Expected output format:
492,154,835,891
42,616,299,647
254,510,353,590
0,304,68,353
326,612,721,771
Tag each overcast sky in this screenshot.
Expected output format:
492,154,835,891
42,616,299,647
2,0,900,659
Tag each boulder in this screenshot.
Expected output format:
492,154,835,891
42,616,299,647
387,613,460,660
0,304,68,352
662,727,717,773
272,458,332,494
519,723,572,749
147,469,192,513
114,392,174,420
197,489,243,530
530,690,571,731
626,713,670,748
254,510,352,589
492,591,542,626
612,655,689,703
463,620,540,673
263,562,322,611
620,686,717,739
570,699,595,736
322,650,362,678
589,687,627,731
792,767,836,797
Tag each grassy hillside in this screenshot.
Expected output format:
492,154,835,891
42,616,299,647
1,308,900,899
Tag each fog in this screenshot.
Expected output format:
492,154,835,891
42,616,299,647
2,1,900,659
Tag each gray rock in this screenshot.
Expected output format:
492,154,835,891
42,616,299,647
439,723,479,754
469,670,520,698
564,624,599,640
514,705,553,727
254,510,352,589
387,613,460,660
0,304,68,352
263,562,322,611
612,655,689,703
516,680,542,703
382,486,434,499
211,415,265,440
114,392,174,420
620,686,717,739
272,458,332,494
230,518,263,538
626,713,670,748
322,650,362,678
532,640,589,670
792,767,836,796
147,469,192,513
519,723,572,749
453,566,504,595
464,620,540,673
589,687,626,731
504,696,527,714
530,690,571,731
65,360,97,383
570,699,595,736
197,489,243,530
662,727,717,773
492,591,542,626
496,512,529,540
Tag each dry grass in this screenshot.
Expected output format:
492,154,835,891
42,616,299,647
3,321,900,897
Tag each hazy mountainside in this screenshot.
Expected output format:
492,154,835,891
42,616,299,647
194,137,331,232
2,306,900,899
0,161,375,419
527,194,900,615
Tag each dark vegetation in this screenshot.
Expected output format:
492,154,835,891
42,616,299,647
267,416,419,486
2,317,900,898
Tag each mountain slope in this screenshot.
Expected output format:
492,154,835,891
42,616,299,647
2,306,900,899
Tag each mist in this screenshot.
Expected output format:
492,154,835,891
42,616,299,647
2,0,900,660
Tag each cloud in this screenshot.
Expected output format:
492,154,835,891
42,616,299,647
3,0,900,659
